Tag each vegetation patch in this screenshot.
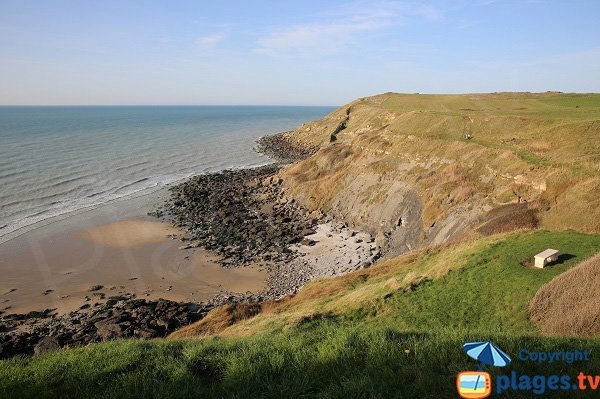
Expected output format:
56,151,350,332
374,231,600,333
477,203,539,236
3,327,600,398
530,253,600,336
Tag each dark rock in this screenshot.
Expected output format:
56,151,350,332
301,238,317,246
134,327,159,339
255,132,318,164
34,337,60,356
164,164,318,269
95,323,124,340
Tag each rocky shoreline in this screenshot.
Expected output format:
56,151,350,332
0,131,379,359
165,164,323,269
0,291,262,359
255,131,318,163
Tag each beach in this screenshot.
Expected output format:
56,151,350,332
0,131,381,358
0,105,379,358
0,193,267,316
0,106,334,318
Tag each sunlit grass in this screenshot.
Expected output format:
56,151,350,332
2,325,600,398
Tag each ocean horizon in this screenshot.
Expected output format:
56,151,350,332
0,105,334,242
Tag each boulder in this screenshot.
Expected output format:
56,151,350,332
95,323,123,340
34,337,60,356
133,328,159,339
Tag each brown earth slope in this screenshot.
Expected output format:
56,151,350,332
530,253,600,336
277,92,600,256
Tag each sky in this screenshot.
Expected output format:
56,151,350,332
1,0,599,105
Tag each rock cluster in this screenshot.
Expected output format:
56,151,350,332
165,165,323,268
255,132,318,163
0,292,260,359
261,223,381,296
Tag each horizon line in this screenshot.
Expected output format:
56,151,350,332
0,104,340,107
1,91,599,107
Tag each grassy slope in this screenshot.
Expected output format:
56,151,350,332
2,230,600,398
372,231,600,333
530,253,600,335
283,92,600,234
184,230,600,338
3,328,600,399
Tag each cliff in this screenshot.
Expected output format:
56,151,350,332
279,92,600,256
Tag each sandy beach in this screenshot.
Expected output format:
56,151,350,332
0,198,267,315
0,137,379,358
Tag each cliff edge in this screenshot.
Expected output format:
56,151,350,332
278,92,600,257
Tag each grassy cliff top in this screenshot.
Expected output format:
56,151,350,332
294,92,600,157
281,92,600,237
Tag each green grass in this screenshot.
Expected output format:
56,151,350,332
540,93,600,109
2,230,599,398
2,326,600,398
368,230,600,333
468,138,596,177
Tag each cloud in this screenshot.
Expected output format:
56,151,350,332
255,21,384,55
254,1,441,55
197,33,223,47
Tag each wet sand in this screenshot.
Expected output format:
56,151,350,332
0,204,267,315
78,220,182,248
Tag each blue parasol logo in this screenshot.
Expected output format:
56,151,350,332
463,341,511,367
458,342,510,398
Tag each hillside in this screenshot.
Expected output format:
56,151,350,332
281,92,600,255
170,230,600,338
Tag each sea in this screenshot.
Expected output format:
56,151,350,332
0,106,334,243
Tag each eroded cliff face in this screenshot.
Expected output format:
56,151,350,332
278,93,600,257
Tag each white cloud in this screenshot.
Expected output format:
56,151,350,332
197,33,223,47
254,1,441,55
255,20,384,55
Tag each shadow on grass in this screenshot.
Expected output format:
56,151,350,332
5,329,600,398
520,253,576,268
295,312,340,329
546,253,576,267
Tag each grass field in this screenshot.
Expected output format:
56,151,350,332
2,230,599,398
2,325,600,398
370,230,600,333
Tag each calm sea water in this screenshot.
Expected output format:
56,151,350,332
0,106,334,241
